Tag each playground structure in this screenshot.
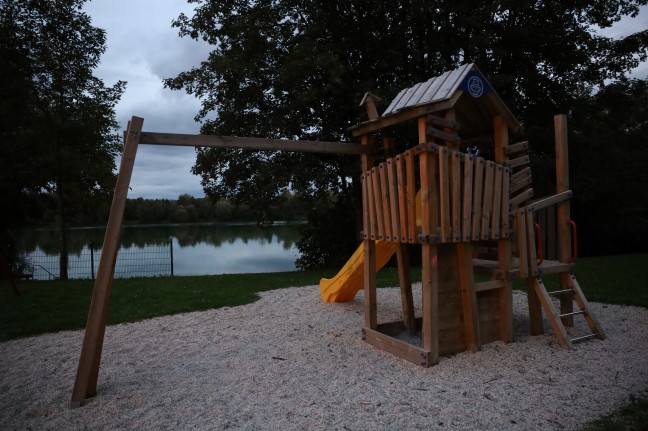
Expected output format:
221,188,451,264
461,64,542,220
320,63,605,365
70,64,605,407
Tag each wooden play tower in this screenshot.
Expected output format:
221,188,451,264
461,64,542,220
348,63,605,367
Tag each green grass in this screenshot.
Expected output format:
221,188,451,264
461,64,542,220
0,266,419,342
1,254,646,430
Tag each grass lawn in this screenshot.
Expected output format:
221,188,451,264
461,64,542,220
1,253,646,429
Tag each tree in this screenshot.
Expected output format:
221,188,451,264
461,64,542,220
0,0,125,278
165,0,648,267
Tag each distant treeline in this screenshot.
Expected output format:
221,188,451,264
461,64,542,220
25,193,308,227
124,193,307,225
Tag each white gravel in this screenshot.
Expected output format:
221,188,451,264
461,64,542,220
1,284,647,430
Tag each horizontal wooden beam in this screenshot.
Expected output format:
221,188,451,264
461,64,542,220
529,190,573,212
138,132,372,155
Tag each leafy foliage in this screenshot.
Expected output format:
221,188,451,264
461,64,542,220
0,0,124,276
165,0,648,267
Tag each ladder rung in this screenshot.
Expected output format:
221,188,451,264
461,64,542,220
560,310,586,318
571,333,599,343
548,289,573,296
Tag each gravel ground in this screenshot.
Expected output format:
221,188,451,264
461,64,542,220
1,285,647,430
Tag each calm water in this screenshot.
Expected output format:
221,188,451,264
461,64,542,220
13,223,303,279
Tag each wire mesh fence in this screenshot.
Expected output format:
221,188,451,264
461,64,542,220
18,239,174,280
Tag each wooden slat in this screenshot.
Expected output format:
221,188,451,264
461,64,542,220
516,209,529,279
504,141,529,155
510,166,531,184
371,168,385,239
427,114,460,131
462,154,474,241
526,206,538,276
501,167,510,237
139,131,371,155
427,127,461,145
510,171,532,194
379,163,392,240
471,157,485,240
362,174,369,239
474,279,505,292
529,190,573,212
491,165,503,239
480,161,495,240
396,155,408,243
451,151,461,241
387,158,401,242
363,328,433,367
547,206,557,260
510,188,534,208
405,150,417,243
508,154,530,169
439,147,451,242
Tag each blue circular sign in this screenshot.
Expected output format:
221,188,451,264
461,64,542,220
467,76,484,97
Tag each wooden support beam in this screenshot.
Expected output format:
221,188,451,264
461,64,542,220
362,135,377,330
418,116,439,365
71,116,143,408
462,154,474,241
554,115,574,322
471,157,485,240
139,132,371,155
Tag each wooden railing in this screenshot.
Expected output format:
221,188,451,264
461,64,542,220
361,144,511,244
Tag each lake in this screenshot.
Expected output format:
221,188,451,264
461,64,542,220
13,223,304,280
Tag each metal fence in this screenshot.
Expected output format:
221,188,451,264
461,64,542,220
19,239,174,280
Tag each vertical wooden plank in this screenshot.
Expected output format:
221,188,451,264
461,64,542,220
371,167,383,240
462,154,474,241
379,163,392,240
456,243,480,352
438,147,451,242
405,150,417,243
547,206,557,260
71,116,143,408
526,206,538,276
471,157,485,240
451,150,461,241
501,167,510,237
419,116,439,365
491,165,503,239
480,161,495,240
493,115,513,342
517,209,528,279
362,173,370,239
367,170,377,240
396,155,408,243
362,135,377,330
387,157,401,242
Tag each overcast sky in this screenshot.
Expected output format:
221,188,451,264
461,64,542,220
82,1,648,200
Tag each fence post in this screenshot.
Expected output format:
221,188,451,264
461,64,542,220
169,237,174,276
89,242,95,280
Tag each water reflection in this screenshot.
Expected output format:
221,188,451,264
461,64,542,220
13,222,303,277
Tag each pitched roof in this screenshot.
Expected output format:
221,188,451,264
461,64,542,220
382,63,520,134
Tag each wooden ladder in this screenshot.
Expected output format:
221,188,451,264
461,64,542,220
530,273,606,349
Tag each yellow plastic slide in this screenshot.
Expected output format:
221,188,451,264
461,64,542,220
319,240,399,302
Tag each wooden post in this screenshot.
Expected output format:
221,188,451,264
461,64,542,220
493,116,514,342
362,134,377,330
418,116,439,364
71,116,143,408
554,114,574,327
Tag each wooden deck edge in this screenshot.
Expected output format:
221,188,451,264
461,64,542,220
362,327,434,367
